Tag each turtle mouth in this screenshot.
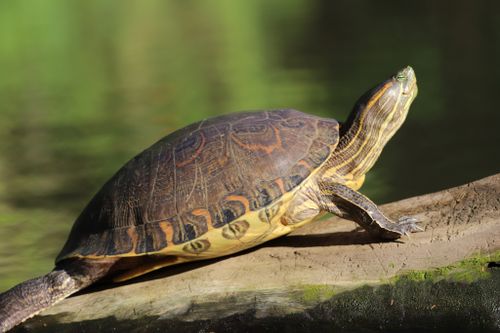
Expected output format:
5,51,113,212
402,79,418,97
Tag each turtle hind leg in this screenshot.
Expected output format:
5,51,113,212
0,258,117,332
318,183,421,240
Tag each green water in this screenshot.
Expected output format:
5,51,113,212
0,1,499,291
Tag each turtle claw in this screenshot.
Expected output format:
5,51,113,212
376,215,423,240
397,215,418,224
393,215,423,235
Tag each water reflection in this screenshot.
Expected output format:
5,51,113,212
0,0,498,290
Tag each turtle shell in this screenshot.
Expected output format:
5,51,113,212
56,109,339,262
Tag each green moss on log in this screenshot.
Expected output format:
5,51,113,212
292,252,500,307
396,251,500,284
295,284,338,304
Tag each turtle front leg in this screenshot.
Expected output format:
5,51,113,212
317,183,421,240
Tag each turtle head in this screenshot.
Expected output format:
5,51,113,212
372,66,417,134
343,66,418,140
329,66,418,182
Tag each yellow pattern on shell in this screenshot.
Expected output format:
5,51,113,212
111,176,323,282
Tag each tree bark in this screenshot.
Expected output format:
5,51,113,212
17,174,500,332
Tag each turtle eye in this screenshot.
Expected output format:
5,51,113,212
396,73,407,81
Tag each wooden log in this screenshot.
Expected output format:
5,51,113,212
17,174,500,332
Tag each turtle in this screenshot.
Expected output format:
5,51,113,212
0,66,419,331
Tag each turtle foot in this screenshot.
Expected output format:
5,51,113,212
379,216,423,240
396,216,423,235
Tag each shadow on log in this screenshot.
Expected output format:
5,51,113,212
17,174,500,332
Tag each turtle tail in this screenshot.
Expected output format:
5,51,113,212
0,259,116,332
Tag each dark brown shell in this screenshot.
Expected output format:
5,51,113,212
56,109,339,261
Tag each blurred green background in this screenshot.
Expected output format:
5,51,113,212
0,0,499,291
